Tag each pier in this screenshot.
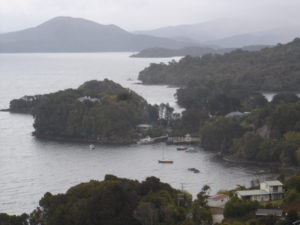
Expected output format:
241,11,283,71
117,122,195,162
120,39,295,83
167,134,201,145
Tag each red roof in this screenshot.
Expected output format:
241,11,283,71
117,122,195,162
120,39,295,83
208,194,228,201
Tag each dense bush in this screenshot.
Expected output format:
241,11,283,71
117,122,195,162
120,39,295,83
26,176,193,225
200,117,248,152
223,198,258,219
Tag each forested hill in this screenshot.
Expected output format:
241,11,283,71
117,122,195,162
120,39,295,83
0,16,190,52
139,38,300,92
9,80,159,144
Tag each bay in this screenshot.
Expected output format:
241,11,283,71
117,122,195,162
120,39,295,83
0,53,276,215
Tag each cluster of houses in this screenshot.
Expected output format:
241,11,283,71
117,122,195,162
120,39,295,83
207,180,284,207
207,180,286,223
135,123,200,145
236,180,284,202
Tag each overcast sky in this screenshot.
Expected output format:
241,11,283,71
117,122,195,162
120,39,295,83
1,0,300,33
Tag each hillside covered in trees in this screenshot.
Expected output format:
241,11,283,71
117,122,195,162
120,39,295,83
1,174,300,225
0,175,213,225
9,80,159,144
171,92,300,166
137,37,300,165
139,38,300,92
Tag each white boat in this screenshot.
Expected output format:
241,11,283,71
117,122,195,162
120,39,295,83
177,146,187,151
137,136,154,144
89,144,95,150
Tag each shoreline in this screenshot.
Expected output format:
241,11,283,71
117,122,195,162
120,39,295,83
0,108,32,114
34,133,137,145
222,155,282,166
0,108,10,112
221,154,300,172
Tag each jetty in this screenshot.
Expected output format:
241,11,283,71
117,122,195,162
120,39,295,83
167,133,200,145
137,135,168,144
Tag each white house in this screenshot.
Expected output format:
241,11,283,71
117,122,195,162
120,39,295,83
207,194,229,208
237,180,284,202
77,96,100,103
260,180,284,201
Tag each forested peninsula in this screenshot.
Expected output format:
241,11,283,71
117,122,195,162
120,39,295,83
138,38,300,166
9,80,159,144
138,38,300,92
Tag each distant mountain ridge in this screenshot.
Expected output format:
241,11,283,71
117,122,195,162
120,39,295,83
133,19,250,43
135,19,300,48
203,26,300,48
0,16,192,53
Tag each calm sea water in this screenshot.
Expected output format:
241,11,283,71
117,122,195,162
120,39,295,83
0,53,276,215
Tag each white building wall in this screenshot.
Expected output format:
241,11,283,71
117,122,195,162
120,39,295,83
207,197,229,207
250,194,270,202
260,182,269,192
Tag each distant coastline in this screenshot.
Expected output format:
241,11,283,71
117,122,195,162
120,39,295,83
131,45,269,58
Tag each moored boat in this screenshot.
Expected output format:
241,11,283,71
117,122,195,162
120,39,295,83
137,136,154,144
158,160,174,164
159,147,173,164
188,168,200,173
177,146,187,151
185,147,197,153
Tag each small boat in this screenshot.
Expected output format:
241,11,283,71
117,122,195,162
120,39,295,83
185,147,197,153
137,136,154,144
188,168,200,173
158,160,174,164
177,146,187,151
89,144,95,150
159,148,173,164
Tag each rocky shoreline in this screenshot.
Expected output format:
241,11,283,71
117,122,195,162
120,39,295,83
221,154,300,173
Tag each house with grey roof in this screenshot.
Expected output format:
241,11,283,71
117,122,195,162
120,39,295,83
236,180,284,202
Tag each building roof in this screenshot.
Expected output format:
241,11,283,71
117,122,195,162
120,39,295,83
208,194,229,201
237,189,269,196
256,209,283,217
263,180,283,186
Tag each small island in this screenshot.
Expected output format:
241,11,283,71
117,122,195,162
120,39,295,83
9,79,160,144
